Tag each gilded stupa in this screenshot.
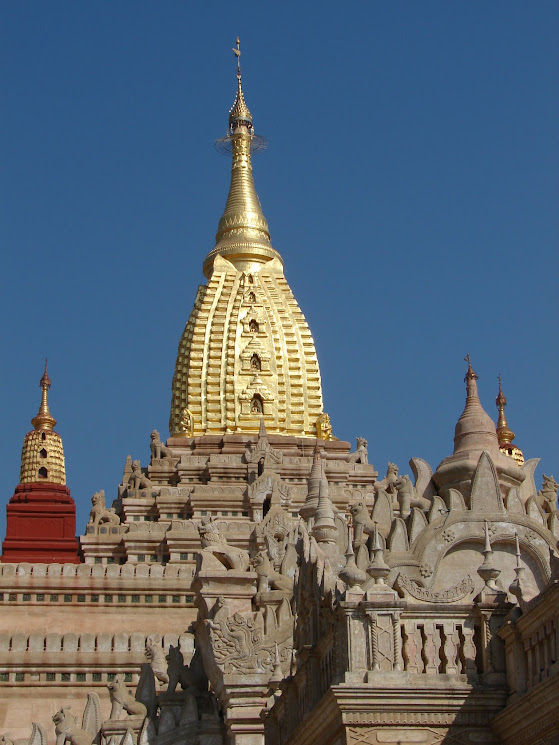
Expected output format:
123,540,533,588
170,41,323,437
19,360,66,485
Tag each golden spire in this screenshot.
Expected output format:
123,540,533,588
31,359,57,431
202,38,282,278
496,374,524,465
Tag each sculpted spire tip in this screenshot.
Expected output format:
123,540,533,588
31,359,57,431
495,374,524,465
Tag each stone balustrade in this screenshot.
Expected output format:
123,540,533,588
0,631,194,687
499,580,559,698
0,562,193,578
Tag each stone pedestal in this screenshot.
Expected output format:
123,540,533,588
1,482,79,563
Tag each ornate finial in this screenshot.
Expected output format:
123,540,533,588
496,374,513,444
464,354,478,383
229,36,252,129
477,521,501,593
367,521,390,585
31,359,56,431
233,36,241,78
495,375,524,464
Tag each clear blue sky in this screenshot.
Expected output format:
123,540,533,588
1,2,557,537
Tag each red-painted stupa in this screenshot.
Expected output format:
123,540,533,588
1,362,80,563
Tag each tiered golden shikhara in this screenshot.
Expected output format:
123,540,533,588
19,362,66,484
170,45,323,437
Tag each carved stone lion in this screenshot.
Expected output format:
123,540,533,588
107,675,147,719
394,474,431,516
348,501,375,548
348,437,368,465
128,460,153,491
251,550,293,595
88,490,120,527
145,636,168,684
52,710,93,745
374,462,399,494
149,430,174,461
166,645,188,694
197,516,250,572
538,474,559,512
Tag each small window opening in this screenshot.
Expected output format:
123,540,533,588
250,354,261,371
40,448,47,458
258,456,265,477
248,274,254,284
250,395,263,414
249,319,259,334
38,467,48,479
41,432,46,441
248,292,256,303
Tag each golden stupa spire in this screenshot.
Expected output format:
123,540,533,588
496,374,524,465
31,359,57,431
202,38,282,278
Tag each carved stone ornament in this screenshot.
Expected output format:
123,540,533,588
88,490,120,527
395,572,475,603
204,598,293,676
197,516,251,571
149,430,174,461
107,675,147,720
177,408,194,436
315,412,336,440
52,693,101,745
128,461,153,491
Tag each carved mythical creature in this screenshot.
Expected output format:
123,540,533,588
149,430,174,461
316,413,335,441
374,462,399,494
166,645,188,694
205,611,265,673
107,675,147,719
394,475,432,517
52,710,93,745
88,490,120,526
197,516,250,571
348,501,375,548
251,551,293,595
128,460,153,491
178,408,194,436
145,636,168,684
538,474,559,512
348,437,368,465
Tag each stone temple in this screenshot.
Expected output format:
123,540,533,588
1,46,558,745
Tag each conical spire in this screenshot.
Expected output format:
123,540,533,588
31,360,57,431
453,356,499,455
203,39,282,278
496,375,524,465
